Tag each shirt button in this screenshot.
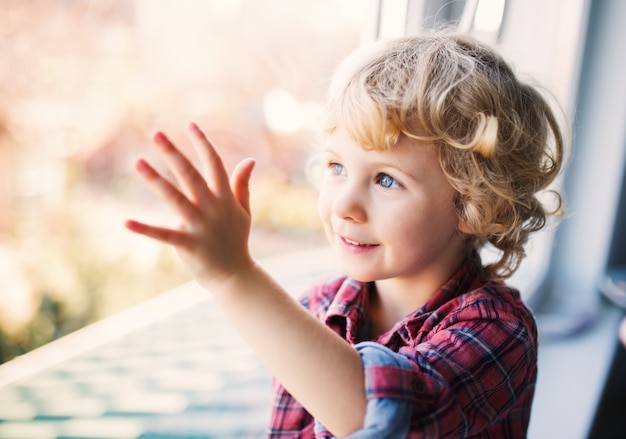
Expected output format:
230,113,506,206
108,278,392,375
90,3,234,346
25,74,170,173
412,378,426,394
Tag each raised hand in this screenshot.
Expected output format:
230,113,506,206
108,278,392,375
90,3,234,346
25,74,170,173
126,122,257,288
126,123,366,436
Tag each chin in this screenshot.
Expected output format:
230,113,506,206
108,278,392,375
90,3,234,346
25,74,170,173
337,264,379,283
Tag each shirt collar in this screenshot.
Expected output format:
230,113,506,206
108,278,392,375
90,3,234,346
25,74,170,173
324,277,370,344
420,252,485,313
324,253,485,345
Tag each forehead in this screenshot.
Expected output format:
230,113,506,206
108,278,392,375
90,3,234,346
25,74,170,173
326,127,433,157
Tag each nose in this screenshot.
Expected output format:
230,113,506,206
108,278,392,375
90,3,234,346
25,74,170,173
330,180,367,223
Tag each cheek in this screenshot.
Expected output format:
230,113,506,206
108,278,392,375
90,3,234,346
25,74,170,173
317,188,333,228
316,189,328,220
317,175,339,216
384,216,424,248
383,203,458,249
317,194,336,244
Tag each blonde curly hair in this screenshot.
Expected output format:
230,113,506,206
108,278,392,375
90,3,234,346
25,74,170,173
321,33,566,280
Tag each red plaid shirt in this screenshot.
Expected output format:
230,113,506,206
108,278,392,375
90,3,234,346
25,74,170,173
268,255,538,438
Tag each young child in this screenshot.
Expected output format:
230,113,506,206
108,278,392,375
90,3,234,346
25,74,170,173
126,33,565,438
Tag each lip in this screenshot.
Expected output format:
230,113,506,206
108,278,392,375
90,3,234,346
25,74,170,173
337,235,379,253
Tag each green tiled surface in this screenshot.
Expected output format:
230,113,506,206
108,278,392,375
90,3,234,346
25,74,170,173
0,298,273,438
0,248,336,439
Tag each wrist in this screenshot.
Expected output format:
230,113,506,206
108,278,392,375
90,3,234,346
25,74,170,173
197,256,262,297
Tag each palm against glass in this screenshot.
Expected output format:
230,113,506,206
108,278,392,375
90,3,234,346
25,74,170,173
125,122,257,289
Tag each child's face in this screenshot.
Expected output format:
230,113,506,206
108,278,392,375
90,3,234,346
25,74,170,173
317,127,468,285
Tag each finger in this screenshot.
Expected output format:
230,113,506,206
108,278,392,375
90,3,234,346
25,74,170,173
135,159,200,223
153,131,210,205
230,158,256,215
187,122,231,196
125,219,191,248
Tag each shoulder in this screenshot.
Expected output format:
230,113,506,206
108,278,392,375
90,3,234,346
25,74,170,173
457,281,535,326
437,255,537,331
413,281,538,381
430,281,538,352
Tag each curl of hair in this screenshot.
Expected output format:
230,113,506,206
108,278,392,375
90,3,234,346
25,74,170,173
322,33,567,280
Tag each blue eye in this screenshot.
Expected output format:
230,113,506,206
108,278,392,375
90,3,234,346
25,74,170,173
329,162,346,176
376,173,400,189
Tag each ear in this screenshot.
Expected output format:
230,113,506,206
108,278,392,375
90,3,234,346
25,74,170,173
455,203,475,235
457,219,475,235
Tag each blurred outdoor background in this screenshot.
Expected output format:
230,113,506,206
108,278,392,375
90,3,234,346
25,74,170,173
0,0,372,363
2,1,626,437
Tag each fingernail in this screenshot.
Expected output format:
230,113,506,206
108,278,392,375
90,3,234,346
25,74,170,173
154,132,167,143
135,159,149,171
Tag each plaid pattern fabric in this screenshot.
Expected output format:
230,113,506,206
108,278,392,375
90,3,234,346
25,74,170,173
268,255,537,438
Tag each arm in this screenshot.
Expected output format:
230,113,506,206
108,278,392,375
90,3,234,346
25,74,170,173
314,299,537,437
314,342,415,438
125,123,366,437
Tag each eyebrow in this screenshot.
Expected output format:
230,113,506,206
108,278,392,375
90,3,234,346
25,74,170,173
321,145,349,162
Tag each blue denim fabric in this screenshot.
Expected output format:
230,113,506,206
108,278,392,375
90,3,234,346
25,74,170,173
314,342,413,438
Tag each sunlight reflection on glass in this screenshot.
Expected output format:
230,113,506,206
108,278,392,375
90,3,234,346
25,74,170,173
474,0,506,33
263,88,304,134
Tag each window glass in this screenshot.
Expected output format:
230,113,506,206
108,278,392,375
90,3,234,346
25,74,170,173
0,0,371,362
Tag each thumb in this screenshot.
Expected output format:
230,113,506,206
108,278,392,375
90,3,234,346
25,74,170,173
230,157,256,214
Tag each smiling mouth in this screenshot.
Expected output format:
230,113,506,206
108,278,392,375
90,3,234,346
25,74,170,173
339,236,378,250
344,237,368,246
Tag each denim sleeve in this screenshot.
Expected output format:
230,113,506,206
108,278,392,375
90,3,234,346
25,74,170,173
314,341,417,438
